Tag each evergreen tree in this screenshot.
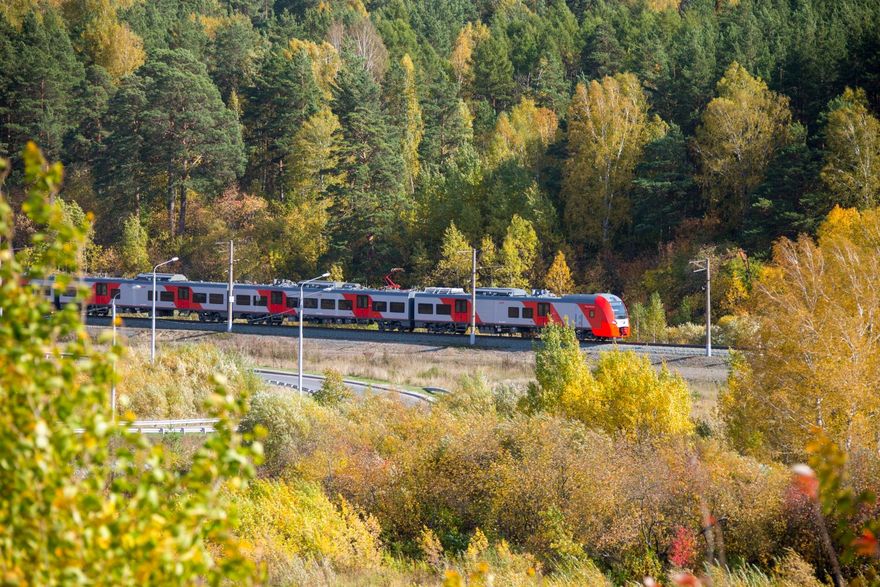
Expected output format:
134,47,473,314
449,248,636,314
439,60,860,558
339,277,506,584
581,21,624,79
149,49,245,235
243,48,321,200
0,9,85,162
64,65,114,167
472,32,514,111
331,52,405,279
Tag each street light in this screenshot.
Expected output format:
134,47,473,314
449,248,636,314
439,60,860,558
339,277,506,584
298,272,330,395
111,285,140,421
151,257,179,363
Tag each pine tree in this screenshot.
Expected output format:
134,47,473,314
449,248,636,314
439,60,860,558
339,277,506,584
138,49,245,235
472,32,515,111
331,52,405,278
244,48,322,200
386,54,423,193
544,251,574,294
0,9,85,162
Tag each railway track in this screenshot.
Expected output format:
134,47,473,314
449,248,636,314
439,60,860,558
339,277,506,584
86,316,729,357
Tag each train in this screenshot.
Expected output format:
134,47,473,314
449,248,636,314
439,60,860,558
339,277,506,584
36,273,630,340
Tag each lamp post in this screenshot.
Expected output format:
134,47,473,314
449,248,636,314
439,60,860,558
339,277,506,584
690,257,711,357
111,285,140,421
151,257,179,364
298,272,330,395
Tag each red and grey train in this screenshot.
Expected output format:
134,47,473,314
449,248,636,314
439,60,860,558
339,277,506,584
39,273,630,340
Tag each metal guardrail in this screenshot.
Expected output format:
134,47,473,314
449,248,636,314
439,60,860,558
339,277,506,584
75,418,219,435
253,368,435,404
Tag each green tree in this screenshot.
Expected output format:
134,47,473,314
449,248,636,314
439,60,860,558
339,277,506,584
285,107,345,205
0,9,85,162
544,250,574,295
244,48,321,200
820,87,880,209
119,213,150,275
563,73,665,247
0,143,258,584
397,54,424,193
692,62,792,230
141,49,245,236
497,214,538,289
472,32,514,111
331,52,405,278
635,292,667,343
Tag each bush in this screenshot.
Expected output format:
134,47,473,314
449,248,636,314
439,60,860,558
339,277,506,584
313,369,352,406
240,390,320,475
230,479,383,577
118,343,262,418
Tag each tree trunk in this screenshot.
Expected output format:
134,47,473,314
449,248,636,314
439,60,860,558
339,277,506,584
177,177,188,236
167,166,176,237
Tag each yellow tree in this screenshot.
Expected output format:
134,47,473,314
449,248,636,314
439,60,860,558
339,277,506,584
287,38,341,99
449,21,491,92
563,73,665,247
720,206,880,461
497,214,538,289
400,54,424,193
286,106,345,204
544,250,575,294
64,0,145,79
821,87,880,209
486,97,558,170
693,62,792,228
433,222,472,288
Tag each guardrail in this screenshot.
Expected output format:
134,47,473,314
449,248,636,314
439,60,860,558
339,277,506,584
75,418,218,435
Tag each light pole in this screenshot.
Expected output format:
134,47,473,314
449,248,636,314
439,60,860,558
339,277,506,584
690,257,711,357
151,256,179,363
299,272,330,395
111,285,140,421
216,240,235,332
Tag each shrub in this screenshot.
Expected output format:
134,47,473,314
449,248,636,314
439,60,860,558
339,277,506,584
313,369,352,405
240,390,319,475
118,343,262,418
230,478,383,576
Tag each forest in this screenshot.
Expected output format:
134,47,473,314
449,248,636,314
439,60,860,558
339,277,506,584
2,0,879,318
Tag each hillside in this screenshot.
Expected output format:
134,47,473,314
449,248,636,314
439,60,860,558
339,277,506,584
1,0,878,325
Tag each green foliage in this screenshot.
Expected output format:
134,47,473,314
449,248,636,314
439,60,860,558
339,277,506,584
434,221,472,288
0,143,259,584
119,213,149,275
529,323,693,437
497,214,538,289
314,369,353,406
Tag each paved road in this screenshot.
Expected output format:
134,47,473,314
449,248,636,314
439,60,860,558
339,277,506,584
87,316,728,358
254,368,433,405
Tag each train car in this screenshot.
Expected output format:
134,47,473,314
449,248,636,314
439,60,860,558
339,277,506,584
412,287,629,339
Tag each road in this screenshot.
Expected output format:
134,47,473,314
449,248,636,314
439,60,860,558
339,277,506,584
86,316,727,358
254,368,434,405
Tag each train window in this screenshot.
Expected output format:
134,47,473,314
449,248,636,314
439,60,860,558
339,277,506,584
589,309,595,319
537,303,550,317
209,293,224,305
160,291,174,302
417,303,433,314
455,300,467,314
271,291,283,305
356,295,369,309
178,288,189,301
147,290,153,301
236,294,250,306
304,298,317,309
522,307,534,319
254,295,267,306
436,304,452,315
390,302,405,313
320,299,335,310
110,288,120,300
339,299,352,310
95,283,108,296
508,307,520,318
44,288,52,297
286,297,298,308
193,292,207,303
372,301,387,312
